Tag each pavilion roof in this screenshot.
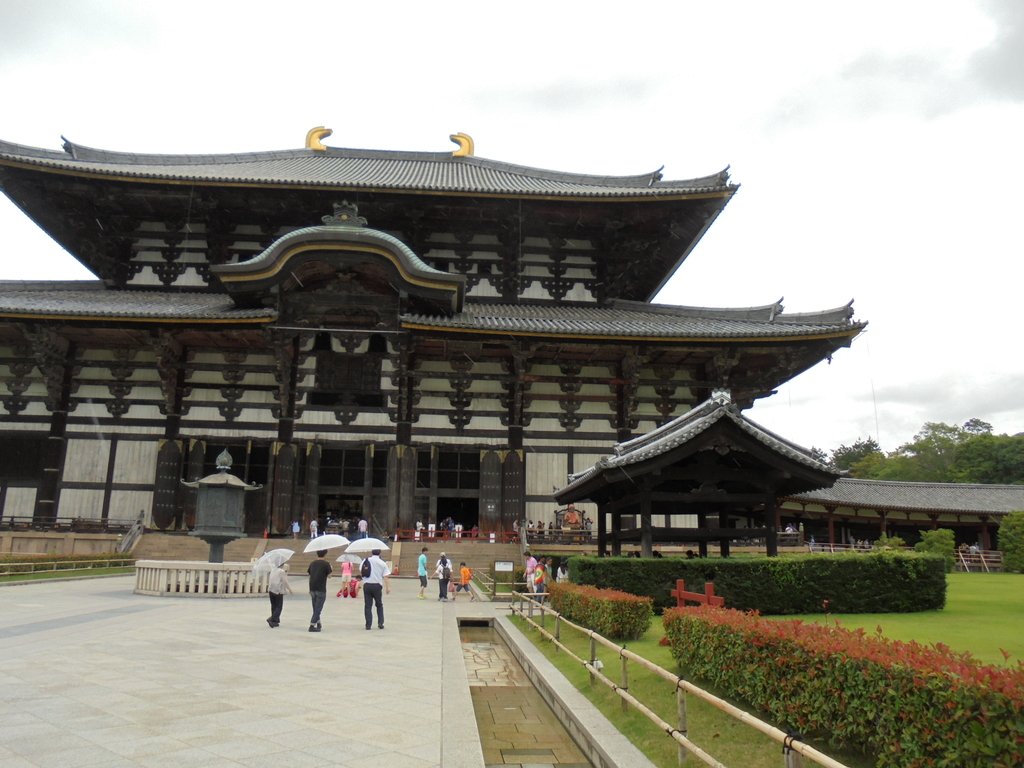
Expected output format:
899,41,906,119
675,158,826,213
557,391,837,501
0,137,734,200
783,478,1024,516
0,283,863,343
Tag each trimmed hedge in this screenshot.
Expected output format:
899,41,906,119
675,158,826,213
569,552,946,614
663,605,1024,768
548,582,653,640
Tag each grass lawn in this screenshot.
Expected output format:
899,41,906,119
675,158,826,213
769,572,1024,666
511,572,1023,767
0,567,135,584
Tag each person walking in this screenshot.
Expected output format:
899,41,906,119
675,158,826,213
524,551,537,594
362,548,391,630
453,561,475,601
532,557,547,603
291,520,300,539
435,553,452,601
335,559,354,597
306,549,331,632
357,517,368,539
309,518,318,539
266,563,292,627
417,546,429,600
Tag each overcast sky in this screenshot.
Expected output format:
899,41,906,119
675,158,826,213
1,0,1021,454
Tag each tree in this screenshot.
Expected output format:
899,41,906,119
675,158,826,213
951,433,1024,484
914,528,956,572
999,511,1024,573
830,437,882,472
874,533,906,550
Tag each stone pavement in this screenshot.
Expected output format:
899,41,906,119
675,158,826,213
0,575,652,768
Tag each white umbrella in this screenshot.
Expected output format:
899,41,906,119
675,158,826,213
252,548,294,574
335,553,363,564
303,533,351,553
343,537,390,554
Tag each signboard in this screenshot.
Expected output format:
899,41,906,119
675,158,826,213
493,560,515,572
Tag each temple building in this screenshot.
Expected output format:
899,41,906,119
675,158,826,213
0,130,865,537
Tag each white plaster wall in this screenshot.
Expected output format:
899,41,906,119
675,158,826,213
112,441,159,485
2,487,36,516
526,452,567,497
63,438,112,483
108,490,154,524
58,489,105,520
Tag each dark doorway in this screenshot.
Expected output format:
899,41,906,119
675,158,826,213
437,497,479,531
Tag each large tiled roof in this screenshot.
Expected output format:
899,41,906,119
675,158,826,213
0,138,735,199
0,285,863,340
561,391,835,494
404,299,864,339
0,282,274,321
786,478,1024,516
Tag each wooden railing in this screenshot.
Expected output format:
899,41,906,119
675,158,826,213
393,527,520,544
956,548,1003,573
510,592,852,768
0,515,137,533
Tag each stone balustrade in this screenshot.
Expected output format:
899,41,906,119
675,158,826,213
134,560,267,597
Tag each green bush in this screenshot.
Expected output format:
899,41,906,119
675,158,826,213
664,605,1024,767
914,528,956,571
548,582,652,640
999,511,1024,573
570,552,946,614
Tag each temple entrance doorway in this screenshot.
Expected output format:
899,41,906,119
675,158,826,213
436,497,479,533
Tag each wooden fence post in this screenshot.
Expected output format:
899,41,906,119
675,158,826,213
676,684,688,766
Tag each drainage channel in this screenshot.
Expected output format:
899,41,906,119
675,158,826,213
460,618,593,768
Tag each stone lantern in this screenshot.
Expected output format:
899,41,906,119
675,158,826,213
183,449,260,563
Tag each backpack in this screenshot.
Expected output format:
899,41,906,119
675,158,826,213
441,559,451,580
360,558,372,578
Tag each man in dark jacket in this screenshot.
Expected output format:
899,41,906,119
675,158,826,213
306,550,332,632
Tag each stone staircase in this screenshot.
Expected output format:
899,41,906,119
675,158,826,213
393,538,521,579
131,532,267,562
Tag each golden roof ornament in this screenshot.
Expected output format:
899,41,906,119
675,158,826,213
450,132,474,157
305,126,333,152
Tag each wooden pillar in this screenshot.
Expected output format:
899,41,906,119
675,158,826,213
979,517,991,550
610,510,622,556
640,492,653,557
718,509,730,558
765,498,778,557
387,444,417,533
302,444,321,533
270,442,296,535
183,439,205,530
826,506,836,546
697,511,708,558
28,331,73,525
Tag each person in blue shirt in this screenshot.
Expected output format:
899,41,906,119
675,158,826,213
417,546,429,600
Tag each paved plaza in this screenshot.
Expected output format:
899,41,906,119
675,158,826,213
0,575,649,768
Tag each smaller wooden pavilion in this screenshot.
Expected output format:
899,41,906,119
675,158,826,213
554,390,839,556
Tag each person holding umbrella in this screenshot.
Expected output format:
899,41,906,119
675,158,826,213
306,550,331,632
267,562,292,628
361,548,391,630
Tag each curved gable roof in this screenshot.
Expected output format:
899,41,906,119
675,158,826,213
211,205,465,314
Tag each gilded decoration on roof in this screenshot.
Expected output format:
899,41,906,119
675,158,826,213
305,126,333,151
449,132,474,157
